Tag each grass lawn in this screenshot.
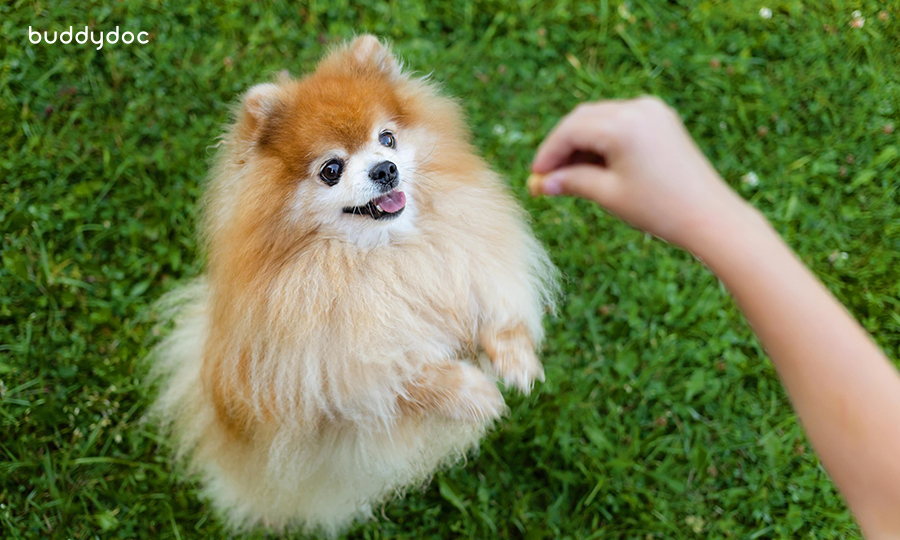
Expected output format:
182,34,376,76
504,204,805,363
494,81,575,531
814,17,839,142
3,0,900,538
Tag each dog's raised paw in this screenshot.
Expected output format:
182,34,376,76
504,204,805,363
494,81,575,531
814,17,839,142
402,361,507,423
481,325,544,396
495,345,544,396
442,363,507,423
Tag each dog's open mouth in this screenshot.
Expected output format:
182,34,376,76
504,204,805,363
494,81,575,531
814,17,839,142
342,190,407,220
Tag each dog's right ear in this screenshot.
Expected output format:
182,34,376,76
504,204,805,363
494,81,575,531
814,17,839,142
237,82,283,145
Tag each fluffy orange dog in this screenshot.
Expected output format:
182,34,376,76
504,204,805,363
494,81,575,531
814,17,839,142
149,35,557,535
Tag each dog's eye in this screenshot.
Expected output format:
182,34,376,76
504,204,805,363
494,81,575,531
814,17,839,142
378,131,395,149
319,159,343,186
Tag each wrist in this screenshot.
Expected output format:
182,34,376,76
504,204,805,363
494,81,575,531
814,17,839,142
682,197,772,265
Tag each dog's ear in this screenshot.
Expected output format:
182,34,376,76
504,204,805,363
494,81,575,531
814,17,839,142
275,69,292,84
237,82,283,145
349,35,401,77
319,34,401,79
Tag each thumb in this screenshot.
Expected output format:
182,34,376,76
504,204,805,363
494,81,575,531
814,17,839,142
541,164,619,205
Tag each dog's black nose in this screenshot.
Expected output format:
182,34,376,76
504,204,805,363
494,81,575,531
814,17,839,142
369,161,398,190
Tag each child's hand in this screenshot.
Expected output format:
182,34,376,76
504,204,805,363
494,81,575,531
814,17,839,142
533,98,900,538
530,96,750,251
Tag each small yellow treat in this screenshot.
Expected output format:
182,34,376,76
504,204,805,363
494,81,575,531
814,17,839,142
526,173,547,197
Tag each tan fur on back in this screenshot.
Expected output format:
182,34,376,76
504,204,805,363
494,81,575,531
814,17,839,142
147,35,557,536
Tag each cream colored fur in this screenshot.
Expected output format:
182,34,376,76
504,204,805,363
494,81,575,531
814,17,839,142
147,35,558,536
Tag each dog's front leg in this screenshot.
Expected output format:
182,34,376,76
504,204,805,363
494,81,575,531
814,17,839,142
398,361,506,423
479,322,544,395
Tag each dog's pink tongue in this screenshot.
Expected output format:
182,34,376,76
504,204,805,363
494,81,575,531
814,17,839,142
374,191,406,213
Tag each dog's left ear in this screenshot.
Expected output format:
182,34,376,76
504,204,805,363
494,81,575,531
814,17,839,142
350,35,400,76
320,34,400,78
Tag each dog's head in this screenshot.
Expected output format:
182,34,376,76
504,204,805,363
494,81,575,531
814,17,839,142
222,35,461,249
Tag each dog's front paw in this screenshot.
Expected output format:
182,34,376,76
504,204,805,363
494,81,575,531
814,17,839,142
495,346,545,396
481,324,544,395
401,362,506,424
441,362,507,423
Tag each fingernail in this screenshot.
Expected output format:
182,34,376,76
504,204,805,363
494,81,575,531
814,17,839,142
542,173,564,195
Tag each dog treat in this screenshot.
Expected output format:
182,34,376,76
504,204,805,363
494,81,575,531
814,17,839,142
526,172,547,197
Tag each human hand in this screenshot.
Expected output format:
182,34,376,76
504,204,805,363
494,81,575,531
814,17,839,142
530,96,754,252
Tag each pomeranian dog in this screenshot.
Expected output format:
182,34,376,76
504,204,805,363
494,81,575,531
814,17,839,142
148,35,557,535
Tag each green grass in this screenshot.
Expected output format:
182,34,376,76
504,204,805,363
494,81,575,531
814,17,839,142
2,0,899,538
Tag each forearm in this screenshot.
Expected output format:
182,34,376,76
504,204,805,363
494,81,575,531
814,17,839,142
530,96,900,533
690,203,900,536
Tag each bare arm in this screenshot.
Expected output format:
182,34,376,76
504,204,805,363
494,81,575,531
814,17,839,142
531,97,900,538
